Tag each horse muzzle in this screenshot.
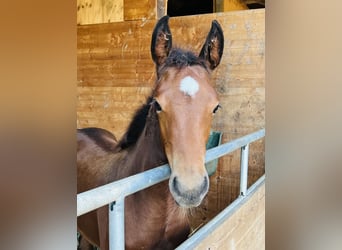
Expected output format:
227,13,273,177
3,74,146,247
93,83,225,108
169,174,209,208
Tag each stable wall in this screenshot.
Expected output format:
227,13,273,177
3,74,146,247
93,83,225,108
77,0,253,25
77,9,265,228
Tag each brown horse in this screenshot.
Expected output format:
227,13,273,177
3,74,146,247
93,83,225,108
77,16,224,250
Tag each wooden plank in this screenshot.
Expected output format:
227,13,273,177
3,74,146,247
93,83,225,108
215,0,248,12
78,20,156,87
124,0,156,21
77,86,152,137
77,0,124,25
193,182,265,249
157,0,167,19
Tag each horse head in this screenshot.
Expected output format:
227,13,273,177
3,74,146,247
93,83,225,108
150,16,224,208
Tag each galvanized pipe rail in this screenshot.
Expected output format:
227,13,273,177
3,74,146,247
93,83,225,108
77,128,265,250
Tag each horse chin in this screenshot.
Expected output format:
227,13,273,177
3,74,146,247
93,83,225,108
173,195,204,208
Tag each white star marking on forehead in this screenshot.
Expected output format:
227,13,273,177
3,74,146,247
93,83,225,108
179,76,199,97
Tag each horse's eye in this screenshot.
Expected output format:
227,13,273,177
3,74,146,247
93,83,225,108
213,104,221,114
154,101,162,113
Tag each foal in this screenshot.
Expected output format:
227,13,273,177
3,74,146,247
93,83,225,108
77,16,224,249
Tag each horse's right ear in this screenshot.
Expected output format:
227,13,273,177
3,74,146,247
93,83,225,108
199,20,224,70
151,16,172,67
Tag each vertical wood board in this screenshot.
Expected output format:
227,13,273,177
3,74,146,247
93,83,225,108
77,0,124,25
124,0,156,21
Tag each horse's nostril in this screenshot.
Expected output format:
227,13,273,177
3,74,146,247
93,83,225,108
172,177,181,196
202,176,209,193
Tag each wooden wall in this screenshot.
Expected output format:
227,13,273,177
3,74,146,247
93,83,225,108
76,0,260,25
77,9,265,228
194,182,265,249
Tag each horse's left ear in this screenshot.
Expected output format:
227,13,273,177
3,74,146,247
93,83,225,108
199,20,224,70
151,16,172,67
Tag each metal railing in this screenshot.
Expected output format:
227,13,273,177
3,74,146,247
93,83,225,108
77,128,265,250
177,174,265,249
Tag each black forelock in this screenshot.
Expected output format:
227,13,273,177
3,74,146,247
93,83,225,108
157,48,209,77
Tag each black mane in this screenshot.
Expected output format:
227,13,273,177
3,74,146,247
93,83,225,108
117,96,154,149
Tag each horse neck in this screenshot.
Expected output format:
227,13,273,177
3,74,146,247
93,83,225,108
122,108,190,246
126,109,167,175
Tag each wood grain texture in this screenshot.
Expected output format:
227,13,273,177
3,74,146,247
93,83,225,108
193,183,265,249
77,0,124,24
77,86,152,137
216,0,248,12
124,0,156,21
77,9,265,229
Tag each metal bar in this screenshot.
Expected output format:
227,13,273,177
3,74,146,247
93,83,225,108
109,198,125,250
77,164,171,216
240,143,250,196
176,174,265,250
205,128,264,163
77,128,265,216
